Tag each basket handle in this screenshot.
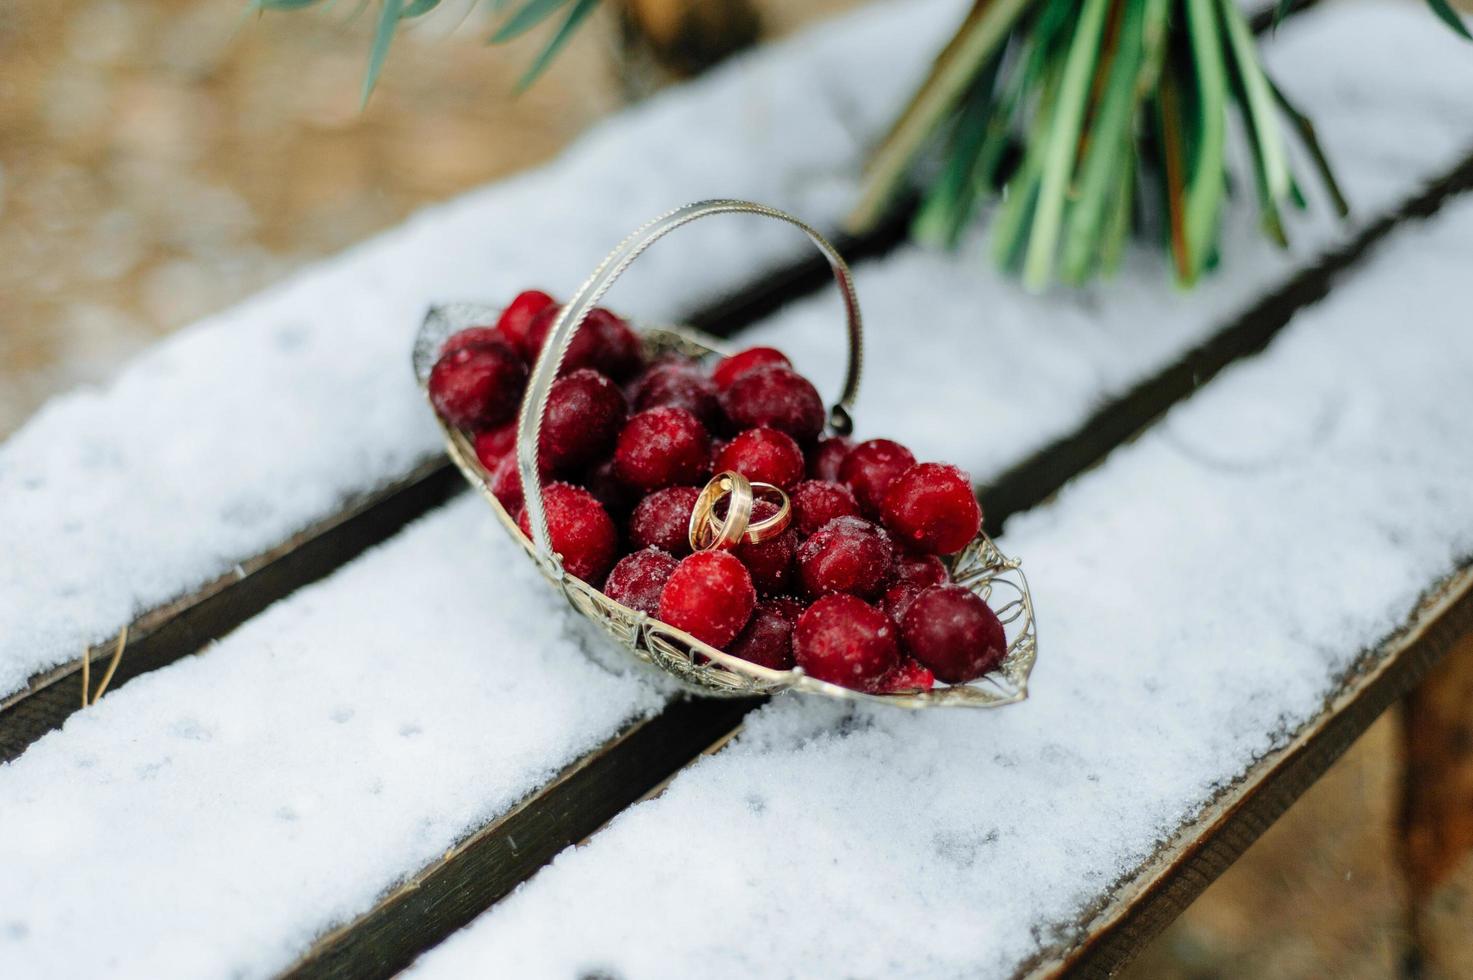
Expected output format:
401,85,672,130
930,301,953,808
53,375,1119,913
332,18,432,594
516,199,864,576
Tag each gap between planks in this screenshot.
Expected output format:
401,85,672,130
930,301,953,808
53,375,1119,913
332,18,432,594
280,144,1473,980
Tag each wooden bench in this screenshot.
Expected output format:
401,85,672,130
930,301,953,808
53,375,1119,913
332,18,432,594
3,1,1473,977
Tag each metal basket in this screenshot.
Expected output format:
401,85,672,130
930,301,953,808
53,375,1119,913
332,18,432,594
413,200,1036,707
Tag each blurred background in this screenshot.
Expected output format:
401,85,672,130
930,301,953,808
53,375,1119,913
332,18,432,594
2,1,1469,975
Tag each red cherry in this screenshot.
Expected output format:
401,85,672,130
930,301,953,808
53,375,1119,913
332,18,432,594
873,658,936,694
727,600,796,670
887,551,948,590
525,306,644,381
901,584,1006,683
765,596,805,624
442,326,513,358
839,439,916,516
721,366,826,443
808,435,853,483
880,462,982,556
712,346,791,391
794,594,899,690
540,368,628,472
428,342,528,430
715,427,805,489
790,479,862,537
604,547,680,617
795,515,894,599
659,551,756,648
516,483,618,585
734,498,797,595
474,423,517,472
496,290,557,357
879,582,924,626
488,453,526,514
614,407,711,492
631,363,723,429
628,486,702,556
583,458,638,518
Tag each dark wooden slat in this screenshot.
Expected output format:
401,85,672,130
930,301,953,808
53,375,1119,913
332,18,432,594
284,696,756,980
1026,566,1473,979
0,463,463,764
1399,630,1473,974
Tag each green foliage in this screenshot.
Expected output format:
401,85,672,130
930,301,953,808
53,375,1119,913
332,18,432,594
855,0,1468,290
250,0,605,101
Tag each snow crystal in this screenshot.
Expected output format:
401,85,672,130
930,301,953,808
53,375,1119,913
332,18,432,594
0,0,965,699
405,95,1473,980
750,0,1473,482
0,497,667,979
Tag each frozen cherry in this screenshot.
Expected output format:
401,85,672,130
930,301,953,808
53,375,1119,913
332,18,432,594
887,551,948,590
583,458,638,518
428,341,528,430
727,600,797,670
712,346,790,391
614,407,711,492
794,594,899,690
516,483,618,585
525,306,644,381
790,479,862,537
839,439,916,516
808,435,853,482
474,423,517,472
765,596,805,624
604,547,679,617
714,427,805,489
721,366,826,443
881,462,982,555
796,515,894,599
734,498,797,595
659,551,756,648
879,583,924,626
540,368,627,472
902,584,1006,683
632,363,723,429
497,289,557,358
628,485,701,556
488,453,526,514
873,658,936,694
442,326,512,358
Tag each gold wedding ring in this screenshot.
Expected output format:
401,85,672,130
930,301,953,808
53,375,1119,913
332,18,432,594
688,471,792,552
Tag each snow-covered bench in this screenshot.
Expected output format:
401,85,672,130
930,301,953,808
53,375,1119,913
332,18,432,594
2,1,1472,977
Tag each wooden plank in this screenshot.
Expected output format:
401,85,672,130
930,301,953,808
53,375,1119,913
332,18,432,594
1399,630,1473,973
1030,570,1473,978
0,463,461,764
284,697,755,980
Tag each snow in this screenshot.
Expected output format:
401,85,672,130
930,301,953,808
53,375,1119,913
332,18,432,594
0,496,668,979
749,0,1473,481
406,176,1473,980
0,0,965,699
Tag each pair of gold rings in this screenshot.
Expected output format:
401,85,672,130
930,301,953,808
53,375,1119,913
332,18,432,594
688,471,792,552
